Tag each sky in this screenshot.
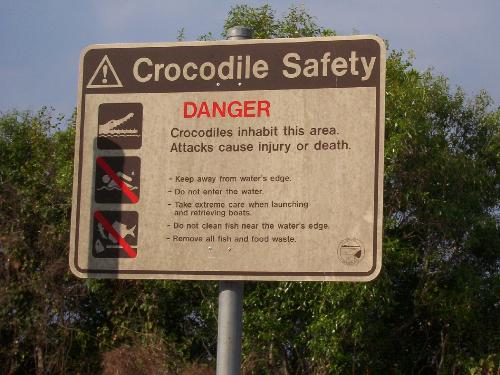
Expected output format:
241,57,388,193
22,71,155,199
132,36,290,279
0,0,499,119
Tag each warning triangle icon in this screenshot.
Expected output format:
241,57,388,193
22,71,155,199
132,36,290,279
87,55,123,89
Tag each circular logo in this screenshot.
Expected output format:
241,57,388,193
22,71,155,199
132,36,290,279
337,238,365,266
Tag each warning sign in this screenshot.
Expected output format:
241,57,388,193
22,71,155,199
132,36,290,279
70,36,386,281
94,156,140,204
87,55,123,89
93,210,138,258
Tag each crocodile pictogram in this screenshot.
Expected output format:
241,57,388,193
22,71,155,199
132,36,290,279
98,113,138,136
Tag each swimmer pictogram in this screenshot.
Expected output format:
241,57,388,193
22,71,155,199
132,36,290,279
94,156,141,204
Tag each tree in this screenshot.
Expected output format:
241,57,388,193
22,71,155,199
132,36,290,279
0,4,498,374
0,108,83,374
220,4,499,374
0,109,220,374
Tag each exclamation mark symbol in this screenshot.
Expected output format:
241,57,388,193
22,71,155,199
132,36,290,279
102,65,108,84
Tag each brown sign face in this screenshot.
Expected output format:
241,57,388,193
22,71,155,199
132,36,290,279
70,36,386,281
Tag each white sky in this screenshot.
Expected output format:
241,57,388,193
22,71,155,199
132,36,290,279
0,0,498,118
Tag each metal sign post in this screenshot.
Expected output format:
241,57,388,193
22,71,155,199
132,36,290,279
217,280,244,375
216,26,252,375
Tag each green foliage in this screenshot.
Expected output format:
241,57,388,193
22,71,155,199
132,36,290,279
222,4,335,39
468,354,499,374
176,27,186,42
0,108,79,373
221,4,499,374
0,110,220,374
1,3,499,374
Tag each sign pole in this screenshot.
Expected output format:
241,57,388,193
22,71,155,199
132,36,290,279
217,280,244,375
216,25,252,375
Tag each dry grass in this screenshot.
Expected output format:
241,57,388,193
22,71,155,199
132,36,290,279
101,340,215,375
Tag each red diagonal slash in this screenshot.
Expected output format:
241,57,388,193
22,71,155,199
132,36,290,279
96,157,139,203
94,211,137,258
